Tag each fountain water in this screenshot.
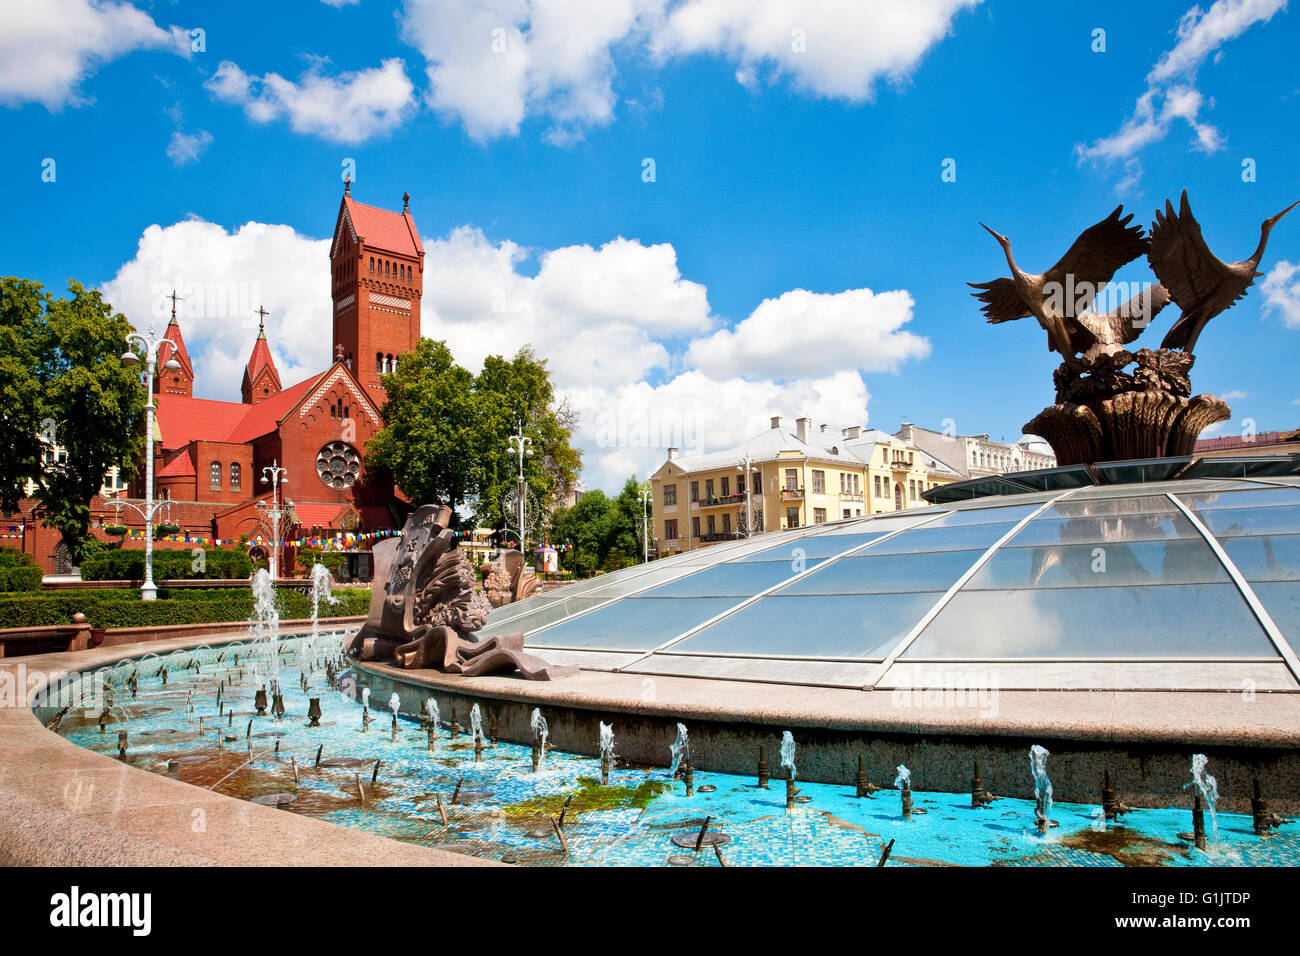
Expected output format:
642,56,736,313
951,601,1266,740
1187,753,1220,848
250,569,280,684
530,708,549,773
389,692,401,742
425,698,439,752
779,731,796,780
894,765,913,819
1029,745,1053,833
470,703,485,761
668,723,690,778
598,722,614,785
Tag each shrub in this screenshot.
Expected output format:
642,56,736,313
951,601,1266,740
80,547,254,581
0,547,42,591
0,587,371,628
295,547,346,574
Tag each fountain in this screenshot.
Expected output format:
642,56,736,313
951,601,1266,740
361,687,372,732
894,765,912,819
1184,753,1219,850
756,745,769,789
309,563,337,645
250,569,280,684
425,698,439,752
389,692,400,743
1029,745,1053,834
780,731,798,808
598,722,614,785
668,723,690,778
530,708,549,773
470,703,484,762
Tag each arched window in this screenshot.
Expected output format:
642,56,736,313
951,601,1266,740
230,462,241,492
210,461,221,491
385,260,390,276
369,256,374,273
376,352,384,373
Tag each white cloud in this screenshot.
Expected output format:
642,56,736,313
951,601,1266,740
0,0,188,109
651,0,981,101
399,0,979,141
205,57,415,143
1220,389,1249,400
166,128,213,165
400,0,663,142
101,219,332,398
1262,260,1300,328
686,287,929,379
1077,0,1286,190
102,216,928,492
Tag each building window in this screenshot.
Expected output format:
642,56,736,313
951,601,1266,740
707,515,716,535
853,474,860,493
691,517,700,538
370,257,374,273
376,352,384,373
813,507,827,524
843,508,851,519
737,474,745,494
663,484,677,506
722,514,731,534
784,468,797,491
874,475,882,496
786,507,799,529
812,470,825,494
720,476,729,497
690,481,699,502
230,462,241,492
895,485,904,509
664,519,678,540
705,478,714,500
209,461,221,491
317,441,361,489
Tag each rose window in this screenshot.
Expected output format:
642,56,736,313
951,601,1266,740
317,441,361,489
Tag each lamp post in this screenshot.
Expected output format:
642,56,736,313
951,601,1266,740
638,485,651,562
737,453,759,537
505,421,533,553
257,461,290,579
119,308,182,601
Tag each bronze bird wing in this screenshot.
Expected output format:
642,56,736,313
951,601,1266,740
1043,205,1150,312
967,277,1031,324
1148,190,1238,311
1076,283,1172,348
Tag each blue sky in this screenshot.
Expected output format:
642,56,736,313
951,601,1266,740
3,0,1299,491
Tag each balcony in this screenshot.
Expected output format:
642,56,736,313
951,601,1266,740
840,490,864,502
699,531,742,543
779,486,805,500
697,492,747,508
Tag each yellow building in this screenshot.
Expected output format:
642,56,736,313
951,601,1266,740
650,416,962,557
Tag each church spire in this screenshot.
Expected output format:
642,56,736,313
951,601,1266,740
242,305,282,405
155,290,193,398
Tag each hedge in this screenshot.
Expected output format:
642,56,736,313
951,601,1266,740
0,588,371,629
0,548,43,592
80,547,253,582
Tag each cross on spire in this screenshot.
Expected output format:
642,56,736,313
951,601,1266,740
167,289,183,323
344,174,351,196
254,305,270,336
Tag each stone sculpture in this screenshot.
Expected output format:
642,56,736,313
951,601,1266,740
483,549,539,608
971,192,1295,465
346,504,576,680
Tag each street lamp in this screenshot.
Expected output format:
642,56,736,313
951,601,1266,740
637,485,651,562
119,313,182,601
505,421,533,552
257,460,290,578
737,453,759,537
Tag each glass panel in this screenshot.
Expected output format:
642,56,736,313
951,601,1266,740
641,559,819,597
818,513,934,535
905,584,1274,659
1194,506,1300,538
1045,494,1180,519
967,539,1228,589
672,593,942,660
1095,458,1191,485
779,549,983,594
526,597,741,650
1179,487,1300,511
1004,512,1199,548
477,597,613,638
730,532,886,562
867,521,1021,555
1250,582,1300,655
1221,534,1300,582
930,504,1039,526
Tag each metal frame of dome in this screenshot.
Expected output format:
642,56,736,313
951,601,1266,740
478,470,1300,692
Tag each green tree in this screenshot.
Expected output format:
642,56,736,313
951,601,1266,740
0,279,145,562
473,347,582,533
547,475,651,576
367,339,478,523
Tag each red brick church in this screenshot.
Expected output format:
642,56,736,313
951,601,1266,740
13,185,422,576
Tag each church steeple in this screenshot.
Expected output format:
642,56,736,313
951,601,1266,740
241,305,283,405
155,290,194,398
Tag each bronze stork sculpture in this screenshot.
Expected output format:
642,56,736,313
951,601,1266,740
970,193,1290,465
969,206,1150,358
1152,190,1298,353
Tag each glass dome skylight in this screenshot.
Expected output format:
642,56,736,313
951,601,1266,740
476,476,1300,692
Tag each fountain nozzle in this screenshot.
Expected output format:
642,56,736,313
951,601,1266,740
757,745,769,789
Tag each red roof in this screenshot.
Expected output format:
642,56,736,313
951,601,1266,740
244,333,280,387
344,196,423,258
157,453,195,478
293,502,351,530
155,374,322,448
161,317,193,377
1196,430,1298,452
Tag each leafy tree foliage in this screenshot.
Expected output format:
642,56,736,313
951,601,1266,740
0,279,145,562
547,476,652,576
